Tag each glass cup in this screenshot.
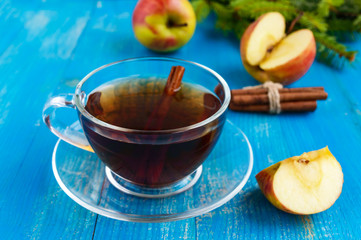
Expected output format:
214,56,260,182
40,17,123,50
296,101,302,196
43,57,231,197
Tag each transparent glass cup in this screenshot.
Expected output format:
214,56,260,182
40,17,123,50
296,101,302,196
43,57,231,197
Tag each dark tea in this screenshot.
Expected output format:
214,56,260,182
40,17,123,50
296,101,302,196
81,78,223,187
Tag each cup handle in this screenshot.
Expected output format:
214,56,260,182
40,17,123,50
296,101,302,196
42,94,93,152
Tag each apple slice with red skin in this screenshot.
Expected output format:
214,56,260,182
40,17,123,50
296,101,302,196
241,12,316,85
256,147,343,215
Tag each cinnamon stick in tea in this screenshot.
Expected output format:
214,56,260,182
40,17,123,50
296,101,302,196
140,66,185,184
164,66,185,96
145,66,185,130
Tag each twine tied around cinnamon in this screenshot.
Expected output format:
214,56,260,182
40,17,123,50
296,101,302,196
243,81,283,114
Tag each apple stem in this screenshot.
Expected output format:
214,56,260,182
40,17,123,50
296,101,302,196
167,21,188,28
287,12,304,34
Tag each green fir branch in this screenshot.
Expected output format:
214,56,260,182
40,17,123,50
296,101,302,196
299,12,328,32
232,1,298,20
233,19,252,38
192,0,211,22
210,1,233,18
327,18,361,41
289,0,318,12
332,0,361,17
317,0,345,17
328,19,357,31
354,15,361,29
314,32,357,68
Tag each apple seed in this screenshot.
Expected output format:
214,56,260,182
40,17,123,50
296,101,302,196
297,158,310,164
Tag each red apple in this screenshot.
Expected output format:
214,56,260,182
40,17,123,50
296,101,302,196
256,147,343,215
240,12,316,85
132,0,196,52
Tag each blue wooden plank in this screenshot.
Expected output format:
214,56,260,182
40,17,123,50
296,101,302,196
0,0,33,55
93,218,196,240
0,0,97,239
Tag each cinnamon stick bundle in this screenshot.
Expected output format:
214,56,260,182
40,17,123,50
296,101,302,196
229,86,327,113
232,90,328,105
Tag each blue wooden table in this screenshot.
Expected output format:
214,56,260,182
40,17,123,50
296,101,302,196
1,0,361,239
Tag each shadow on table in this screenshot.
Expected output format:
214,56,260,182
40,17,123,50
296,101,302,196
234,187,301,225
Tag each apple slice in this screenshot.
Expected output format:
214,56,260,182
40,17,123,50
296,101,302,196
256,147,343,215
259,29,316,84
240,12,316,85
245,12,285,66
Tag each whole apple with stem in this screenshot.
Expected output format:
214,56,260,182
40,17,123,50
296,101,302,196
256,147,343,215
240,12,316,85
132,0,196,52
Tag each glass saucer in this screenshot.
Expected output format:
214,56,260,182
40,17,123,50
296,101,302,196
105,165,203,198
52,119,253,223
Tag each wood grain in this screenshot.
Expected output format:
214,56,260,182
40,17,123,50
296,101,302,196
0,0,360,239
